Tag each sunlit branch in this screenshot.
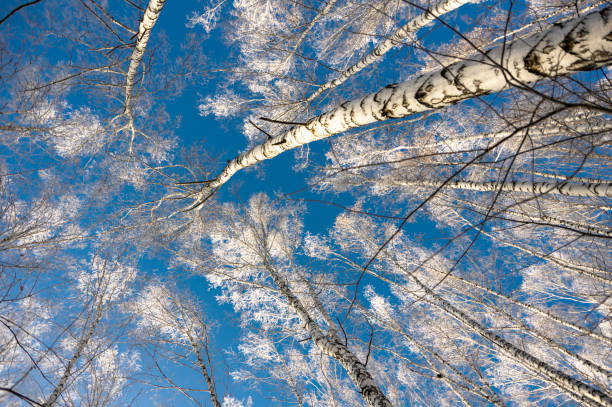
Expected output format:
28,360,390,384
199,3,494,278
189,7,612,210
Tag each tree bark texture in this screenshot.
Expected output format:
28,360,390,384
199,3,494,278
388,178,612,197
124,0,166,111
191,7,612,209
263,260,394,407
306,0,471,102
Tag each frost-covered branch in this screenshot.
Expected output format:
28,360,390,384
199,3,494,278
262,257,393,407
305,0,472,102
190,6,612,210
406,273,612,407
440,271,612,346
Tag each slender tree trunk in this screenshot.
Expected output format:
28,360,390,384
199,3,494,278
281,0,339,70
516,171,611,185
343,120,612,162
42,303,104,407
456,212,612,283
301,276,339,340
406,273,612,407
124,0,166,111
263,258,393,407
305,0,471,102
445,193,612,238
438,270,612,346
190,7,612,209
380,177,612,197
188,337,222,407
475,298,612,383
331,284,508,405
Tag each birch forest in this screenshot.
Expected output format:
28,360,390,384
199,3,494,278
0,0,611,406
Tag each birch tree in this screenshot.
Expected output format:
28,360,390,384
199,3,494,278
3,0,612,406
130,281,223,407
0,254,139,407
188,5,612,209
307,209,612,405
173,195,394,406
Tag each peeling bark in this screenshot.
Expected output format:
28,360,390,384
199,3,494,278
190,7,612,210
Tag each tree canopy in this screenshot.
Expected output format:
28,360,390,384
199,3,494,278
0,0,610,406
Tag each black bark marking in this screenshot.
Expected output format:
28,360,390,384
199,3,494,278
415,78,437,108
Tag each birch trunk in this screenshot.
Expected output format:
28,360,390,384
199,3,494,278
445,193,612,238
263,259,393,407
453,210,612,283
344,291,507,406
440,271,612,346
407,274,612,407
382,177,612,197
476,298,612,383
124,0,166,111
188,337,222,407
305,0,471,102
42,303,104,407
190,6,612,209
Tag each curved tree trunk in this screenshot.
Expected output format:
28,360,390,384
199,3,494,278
190,6,612,209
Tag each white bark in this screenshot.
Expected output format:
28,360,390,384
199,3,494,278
124,0,166,111
305,0,471,102
42,303,104,407
344,291,507,406
263,259,393,407
390,178,612,197
454,210,612,283
408,274,612,407
445,193,612,238
488,0,608,46
188,336,222,407
479,298,612,383
190,7,612,209
441,270,612,346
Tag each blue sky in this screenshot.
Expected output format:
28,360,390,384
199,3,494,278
1,0,611,406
